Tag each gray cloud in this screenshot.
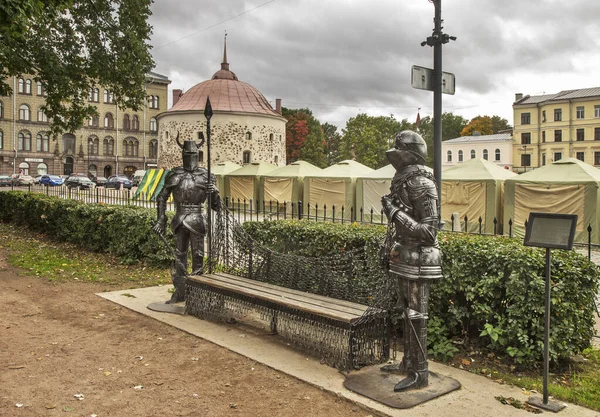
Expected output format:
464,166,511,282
148,0,600,130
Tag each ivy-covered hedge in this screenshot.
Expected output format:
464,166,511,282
0,191,172,266
244,220,600,368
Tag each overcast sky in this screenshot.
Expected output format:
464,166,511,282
147,0,600,132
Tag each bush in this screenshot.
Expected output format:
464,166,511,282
0,191,172,266
244,220,600,368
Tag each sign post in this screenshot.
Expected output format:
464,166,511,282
523,212,577,413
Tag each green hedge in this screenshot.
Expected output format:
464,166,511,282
244,220,600,368
0,191,172,266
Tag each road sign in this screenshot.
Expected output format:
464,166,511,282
411,65,455,95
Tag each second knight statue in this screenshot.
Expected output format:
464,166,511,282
153,133,222,304
381,130,443,392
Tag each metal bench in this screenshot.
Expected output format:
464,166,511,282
185,272,389,371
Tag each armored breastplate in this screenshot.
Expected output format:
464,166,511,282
172,171,207,205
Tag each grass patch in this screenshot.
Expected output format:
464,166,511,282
451,346,600,411
0,223,171,288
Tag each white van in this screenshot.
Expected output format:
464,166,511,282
131,170,146,186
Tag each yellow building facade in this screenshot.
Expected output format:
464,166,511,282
512,87,600,172
0,72,170,178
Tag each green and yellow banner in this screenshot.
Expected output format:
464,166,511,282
133,169,170,201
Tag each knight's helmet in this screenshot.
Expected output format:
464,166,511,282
386,130,427,169
175,132,202,170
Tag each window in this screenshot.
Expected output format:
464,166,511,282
18,131,32,151
243,150,251,164
542,131,546,143
123,138,139,156
446,150,452,162
576,152,585,162
199,151,204,163
521,132,531,144
554,108,562,121
595,105,600,118
149,117,157,132
132,115,139,131
25,80,31,94
148,95,159,109
596,127,600,140
483,149,488,160
275,155,279,164
63,134,75,154
37,108,48,122
521,112,531,125
88,115,99,127
104,113,114,128
458,150,464,162
269,133,274,141
245,131,252,140
542,110,546,122
542,153,546,165
576,106,585,119
554,152,562,162
576,128,584,141
123,114,130,130
104,90,114,104
495,149,501,161
149,140,158,158
596,152,600,166
37,163,47,175
88,88,99,102
0,130,3,149
36,132,49,152
18,78,24,93
103,137,114,156
19,104,30,121
0,100,3,118
470,149,476,159
88,136,99,156
521,154,531,167
554,130,562,142
36,82,43,96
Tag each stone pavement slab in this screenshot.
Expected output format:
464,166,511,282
98,285,600,417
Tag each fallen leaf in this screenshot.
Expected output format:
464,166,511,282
45,404,56,409
104,371,112,376
229,403,238,409
63,405,75,412
461,359,471,366
16,403,24,408
136,356,143,361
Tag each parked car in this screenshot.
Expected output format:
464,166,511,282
65,176,95,190
93,176,108,187
0,175,12,186
131,170,146,186
34,175,43,185
12,174,34,186
105,175,133,190
40,175,65,186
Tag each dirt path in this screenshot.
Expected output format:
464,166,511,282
0,256,378,417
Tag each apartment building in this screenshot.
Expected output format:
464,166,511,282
0,72,170,178
512,87,600,173
442,132,513,171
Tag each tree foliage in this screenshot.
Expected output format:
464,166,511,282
322,122,342,166
0,0,155,136
340,114,411,169
460,115,511,137
282,108,326,168
417,112,468,166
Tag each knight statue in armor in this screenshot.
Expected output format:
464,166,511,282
380,130,443,392
153,133,222,304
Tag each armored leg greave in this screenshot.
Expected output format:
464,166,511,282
190,232,205,275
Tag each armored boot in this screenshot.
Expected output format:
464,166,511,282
167,271,187,304
394,308,428,391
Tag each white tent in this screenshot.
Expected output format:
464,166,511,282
225,162,278,209
263,160,323,206
303,160,373,220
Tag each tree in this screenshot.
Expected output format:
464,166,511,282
340,114,411,169
322,122,342,166
415,112,468,167
460,116,494,137
490,115,512,133
282,108,326,168
0,0,155,136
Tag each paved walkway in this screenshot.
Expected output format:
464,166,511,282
100,286,600,417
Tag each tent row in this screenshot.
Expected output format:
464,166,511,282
138,157,600,243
